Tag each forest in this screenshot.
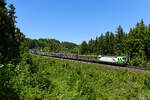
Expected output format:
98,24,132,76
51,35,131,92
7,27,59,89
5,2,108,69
0,0,150,99
25,38,78,53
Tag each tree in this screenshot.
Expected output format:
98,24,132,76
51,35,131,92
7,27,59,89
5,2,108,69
105,32,110,55
0,0,25,98
0,0,26,64
97,34,105,55
115,25,125,55
0,0,6,8
109,32,116,55
43,46,51,52
88,38,95,54
80,41,88,54
145,24,150,59
127,19,147,62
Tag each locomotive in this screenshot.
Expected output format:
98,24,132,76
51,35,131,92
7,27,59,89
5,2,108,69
97,55,127,65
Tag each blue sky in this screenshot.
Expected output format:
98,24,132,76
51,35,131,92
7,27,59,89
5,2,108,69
7,0,150,44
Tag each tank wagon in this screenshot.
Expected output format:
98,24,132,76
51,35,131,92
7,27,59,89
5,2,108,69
51,53,128,65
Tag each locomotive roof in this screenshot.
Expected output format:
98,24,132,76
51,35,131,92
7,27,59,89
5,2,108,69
99,55,126,58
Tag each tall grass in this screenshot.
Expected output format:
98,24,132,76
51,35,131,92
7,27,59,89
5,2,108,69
9,55,150,99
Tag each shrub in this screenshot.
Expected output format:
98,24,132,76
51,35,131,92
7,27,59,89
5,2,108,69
129,56,147,67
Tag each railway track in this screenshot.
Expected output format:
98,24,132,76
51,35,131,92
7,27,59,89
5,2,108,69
35,54,150,73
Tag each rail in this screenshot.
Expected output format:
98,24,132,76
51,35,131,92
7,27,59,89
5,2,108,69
32,52,150,73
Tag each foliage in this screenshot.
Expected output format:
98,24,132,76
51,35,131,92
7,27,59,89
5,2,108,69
0,63,19,99
80,41,88,54
0,0,25,64
8,55,150,99
25,38,78,53
62,41,78,50
43,46,51,52
0,1,25,99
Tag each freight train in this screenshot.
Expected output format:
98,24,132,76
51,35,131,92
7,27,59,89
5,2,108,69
32,51,128,65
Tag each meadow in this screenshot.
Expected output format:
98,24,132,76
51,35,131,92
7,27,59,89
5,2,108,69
6,55,150,99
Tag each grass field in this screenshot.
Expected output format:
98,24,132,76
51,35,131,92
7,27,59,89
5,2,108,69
11,55,150,100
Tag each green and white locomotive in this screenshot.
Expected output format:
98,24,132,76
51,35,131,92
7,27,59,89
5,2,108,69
97,55,128,65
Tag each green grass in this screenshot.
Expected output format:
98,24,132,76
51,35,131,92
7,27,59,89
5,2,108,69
11,55,150,100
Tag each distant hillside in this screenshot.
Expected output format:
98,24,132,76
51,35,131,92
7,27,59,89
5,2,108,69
25,38,78,53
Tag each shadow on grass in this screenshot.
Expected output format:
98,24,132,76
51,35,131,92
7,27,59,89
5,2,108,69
0,86,19,100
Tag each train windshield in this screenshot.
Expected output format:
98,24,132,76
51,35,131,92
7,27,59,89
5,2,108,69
122,57,127,61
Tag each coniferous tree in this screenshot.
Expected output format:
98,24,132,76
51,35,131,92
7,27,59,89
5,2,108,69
94,37,98,54
80,41,88,54
88,38,95,54
105,32,110,55
116,25,125,55
0,1,24,63
146,24,150,59
128,20,147,58
109,32,115,55
97,34,105,55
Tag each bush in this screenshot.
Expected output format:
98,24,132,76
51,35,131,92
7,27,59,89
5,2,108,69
146,61,150,68
0,53,2,64
129,56,147,67
0,64,19,99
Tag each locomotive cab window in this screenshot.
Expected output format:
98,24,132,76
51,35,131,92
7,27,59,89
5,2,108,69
122,57,127,61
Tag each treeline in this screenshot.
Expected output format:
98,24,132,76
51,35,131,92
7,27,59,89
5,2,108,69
25,38,78,53
80,20,150,67
80,26,127,55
